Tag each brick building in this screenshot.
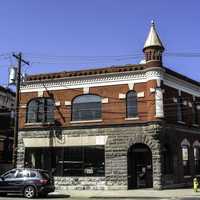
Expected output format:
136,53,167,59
17,22,200,190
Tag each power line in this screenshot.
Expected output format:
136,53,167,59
1,51,200,70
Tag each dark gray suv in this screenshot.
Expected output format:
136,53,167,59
0,168,55,198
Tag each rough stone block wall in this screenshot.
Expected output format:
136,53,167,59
54,177,106,190
17,122,163,190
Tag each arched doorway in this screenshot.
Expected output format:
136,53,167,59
128,143,153,189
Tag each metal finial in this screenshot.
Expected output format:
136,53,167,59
151,20,155,26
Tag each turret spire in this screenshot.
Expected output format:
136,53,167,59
143,21,164,50
143,21,164,65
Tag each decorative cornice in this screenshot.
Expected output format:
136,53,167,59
20,67,164,93
20,66,200,98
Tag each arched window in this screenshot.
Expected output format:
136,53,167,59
72,94,101,121
126,91,138,118
193,141,200,174
26,98,54,123
181,138,190,176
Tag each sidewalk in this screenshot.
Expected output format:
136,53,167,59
55,188,200,199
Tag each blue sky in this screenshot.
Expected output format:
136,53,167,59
0,0,200,86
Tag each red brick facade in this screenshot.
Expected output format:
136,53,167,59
19,80,159,129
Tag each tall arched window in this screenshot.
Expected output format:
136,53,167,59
193,141,200,174
72,94,101,121
26,98,54,123
126,91,138,118
181,138,190,176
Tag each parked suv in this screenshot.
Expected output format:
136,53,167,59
0,168,55,198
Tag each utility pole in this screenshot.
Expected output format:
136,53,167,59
12,52,29,167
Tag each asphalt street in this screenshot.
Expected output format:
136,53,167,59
0,194,200,200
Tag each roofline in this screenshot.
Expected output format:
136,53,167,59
163,66,200,87
23,64,200,89
0,85,15,96
25,64,146,82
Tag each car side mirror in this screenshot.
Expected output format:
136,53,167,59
0,176,4,181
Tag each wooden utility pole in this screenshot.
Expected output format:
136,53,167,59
12,53,29,167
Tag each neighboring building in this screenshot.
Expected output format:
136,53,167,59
17,22,200,190
0,85,15,171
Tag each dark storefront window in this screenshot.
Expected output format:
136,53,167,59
25,146,105,177
72,95,102,121
163,145,173,174
126,91,138,118
26,98,54,123
194,146,200,174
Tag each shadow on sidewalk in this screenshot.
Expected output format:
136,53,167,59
7,193,71,199
42,194,71,198
91,197,166,199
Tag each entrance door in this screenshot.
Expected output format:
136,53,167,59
128,143,153,189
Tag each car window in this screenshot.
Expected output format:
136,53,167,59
16,172,24,178
15,169,30,178
30,172,37,177
3,170,17,179
40,171,50,179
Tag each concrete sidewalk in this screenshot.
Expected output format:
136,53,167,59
55,188,200,199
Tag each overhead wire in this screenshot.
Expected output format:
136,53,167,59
1,51,200,70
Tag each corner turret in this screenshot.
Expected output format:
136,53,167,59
143,21,164,67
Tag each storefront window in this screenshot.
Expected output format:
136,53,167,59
25,146,105,177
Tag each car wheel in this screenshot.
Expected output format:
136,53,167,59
24,185,36,198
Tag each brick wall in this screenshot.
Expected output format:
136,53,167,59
19,81,157,129
163,84,200,127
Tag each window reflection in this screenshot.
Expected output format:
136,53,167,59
25,146,105,177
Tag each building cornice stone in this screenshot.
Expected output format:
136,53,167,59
20,67,164,93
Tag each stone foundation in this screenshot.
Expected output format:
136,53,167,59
54,177,106,190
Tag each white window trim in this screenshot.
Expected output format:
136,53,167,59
70,119,103,124
192,124,199,127
184,175,192,178
177,121,186,125
25,122,54,126
125,117,139,121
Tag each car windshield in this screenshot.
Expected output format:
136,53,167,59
3,170,17,179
